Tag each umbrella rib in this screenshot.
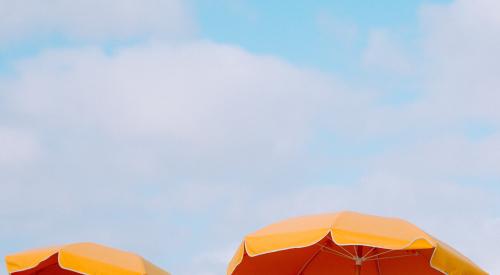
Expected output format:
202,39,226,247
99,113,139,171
323,248,355,260
376,256,382,275
325,235,355,258
365,252,420,261
337,245,355,258
362,246,376,259
297,247,323,275
363,249,398,260
315,244,354,260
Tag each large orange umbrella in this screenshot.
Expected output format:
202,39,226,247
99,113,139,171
228,211,487,275
5,242,170,275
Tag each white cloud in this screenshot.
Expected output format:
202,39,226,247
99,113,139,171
2,35,499,275
361,29,413,75
0,127,39,166
0,0,194,44
418,0,500,124
1,0,500,274
5,41,350,167
367,134,500,181
0,40,354,274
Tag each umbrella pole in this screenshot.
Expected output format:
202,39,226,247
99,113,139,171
355,265,361,275
355,246,363,275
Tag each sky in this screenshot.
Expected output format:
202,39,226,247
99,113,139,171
0,0,499,274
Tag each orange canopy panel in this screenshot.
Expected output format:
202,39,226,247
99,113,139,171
228,211,488,275
5,242,170,275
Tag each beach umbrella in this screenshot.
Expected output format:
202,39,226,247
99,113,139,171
228,211,487,275
5,242,170,275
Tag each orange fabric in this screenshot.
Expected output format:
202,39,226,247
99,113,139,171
11,254,79,275
5,242,170,275
233,236,442,275
228,211,488,275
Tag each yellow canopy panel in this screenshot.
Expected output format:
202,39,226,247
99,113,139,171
5,242,170,275
228,211,488,275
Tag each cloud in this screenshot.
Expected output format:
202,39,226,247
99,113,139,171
361,29,413,75
1,0,500,274
5,41,343,165
0,127,39,166
418,0,500,124
0,0,194,44
0,40,355,274
368,134,500,181
2,23,499,275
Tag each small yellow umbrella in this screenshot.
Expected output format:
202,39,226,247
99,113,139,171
228,211,487,275
5,242,170,275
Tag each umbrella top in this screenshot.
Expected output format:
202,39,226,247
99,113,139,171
5,242,170,275
228,211,488,275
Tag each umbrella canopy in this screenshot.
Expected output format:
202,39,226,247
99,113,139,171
228,211,487,275
5,242,170,275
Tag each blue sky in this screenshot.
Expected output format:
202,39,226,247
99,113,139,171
194,0,441,68
0,0,452,73
0,0,499,274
